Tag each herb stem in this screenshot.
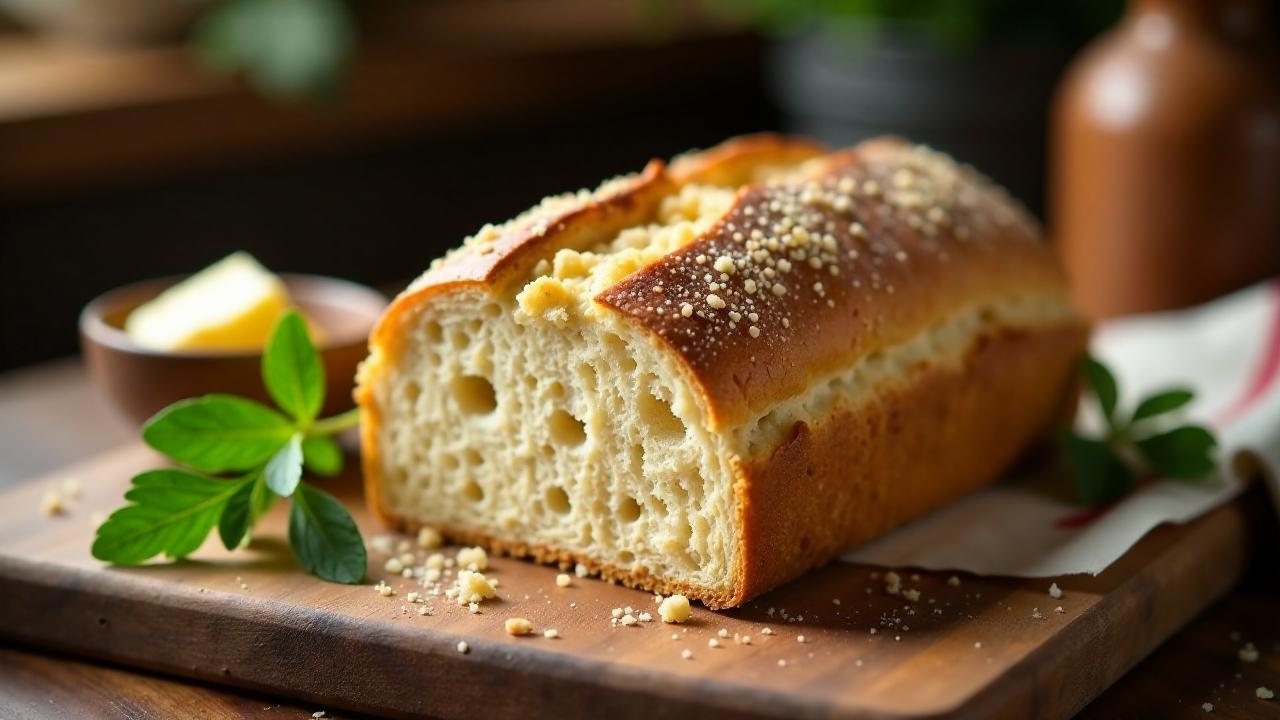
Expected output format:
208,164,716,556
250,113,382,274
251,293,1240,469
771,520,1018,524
307,408,360,437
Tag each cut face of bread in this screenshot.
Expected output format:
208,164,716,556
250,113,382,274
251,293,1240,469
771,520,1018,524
358,135,1088,608
374,185,749,594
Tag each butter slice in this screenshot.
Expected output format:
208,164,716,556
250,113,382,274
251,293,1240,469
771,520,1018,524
125,252,290,352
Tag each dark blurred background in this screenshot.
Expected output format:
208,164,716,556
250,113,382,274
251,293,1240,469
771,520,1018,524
6,0,1276,371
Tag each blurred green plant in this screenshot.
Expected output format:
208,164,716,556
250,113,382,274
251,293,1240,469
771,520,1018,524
1060,357,1217,505
194,0,355,100
696,0,1122,51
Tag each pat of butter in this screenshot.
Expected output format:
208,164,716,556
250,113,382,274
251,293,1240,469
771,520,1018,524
125,252,291,352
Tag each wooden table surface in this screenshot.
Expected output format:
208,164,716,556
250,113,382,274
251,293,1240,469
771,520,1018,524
1,359,1277,719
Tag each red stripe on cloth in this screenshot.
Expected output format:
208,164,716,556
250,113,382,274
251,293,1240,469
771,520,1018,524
1056,279,1280,530
1215,279,1280,427
1055,500,1118,529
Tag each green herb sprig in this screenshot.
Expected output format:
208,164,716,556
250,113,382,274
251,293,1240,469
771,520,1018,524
92,311,366,583
1060,356,1217,505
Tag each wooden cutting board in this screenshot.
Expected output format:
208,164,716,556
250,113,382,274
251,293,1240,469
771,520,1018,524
0,444,1253,719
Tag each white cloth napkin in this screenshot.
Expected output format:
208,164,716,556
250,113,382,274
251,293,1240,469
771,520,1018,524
843,280,1280,577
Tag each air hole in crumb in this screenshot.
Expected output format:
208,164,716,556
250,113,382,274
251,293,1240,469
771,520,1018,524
578,364,598,393
618,550,636,564
618,496,642,523
464,448,484,465
604,334,638,373
483,303,502,318
693,516,710,545
546,485,571,515
426,321,443,342
451,375,496,414
441,454,460,471
638,389,684,439
674,517,693,544
629,444,645,472
548,381,566,399
449,330,470,350
670,481,689,505
549,409,586,446
523,375,537,389
604,333,625,354
672,548,697,571
475,349,494,376
467,318,482,333
463,480,484,502
403,381,421,403
687,474,705,501
647,494,668,517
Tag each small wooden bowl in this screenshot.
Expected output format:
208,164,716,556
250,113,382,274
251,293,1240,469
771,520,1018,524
80,274,387,427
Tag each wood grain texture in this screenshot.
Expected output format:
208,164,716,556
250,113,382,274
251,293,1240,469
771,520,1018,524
0,644,368,720
0,444,1253,719
1077,590,1280,720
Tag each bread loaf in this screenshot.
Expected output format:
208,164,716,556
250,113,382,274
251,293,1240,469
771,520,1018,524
356,135,1087,608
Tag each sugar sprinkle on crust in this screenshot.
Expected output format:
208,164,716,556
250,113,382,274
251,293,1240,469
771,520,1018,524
597,138,1060,428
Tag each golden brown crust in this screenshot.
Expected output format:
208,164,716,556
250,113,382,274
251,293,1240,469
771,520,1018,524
366,159,675,361
597,137,1069,428
669,133,828,186
732,321,1087,604
371,134,827,358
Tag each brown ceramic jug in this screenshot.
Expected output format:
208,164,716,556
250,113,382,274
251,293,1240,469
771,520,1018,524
1051,0,1280,318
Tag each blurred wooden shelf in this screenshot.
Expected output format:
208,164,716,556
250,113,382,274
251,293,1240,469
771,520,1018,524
0,0,751,202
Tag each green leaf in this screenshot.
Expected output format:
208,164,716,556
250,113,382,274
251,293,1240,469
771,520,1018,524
263,310,325,425
218,478,255,550
250,473,276,522
1136,425,1217,479
93,470,247,564
142,395,295,473
302,435,344,476
194,0,354,99
264,433,304,497
1132,388,1195,423
1082,357,1119,423
288,483,366,584
1060,432,1136,505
